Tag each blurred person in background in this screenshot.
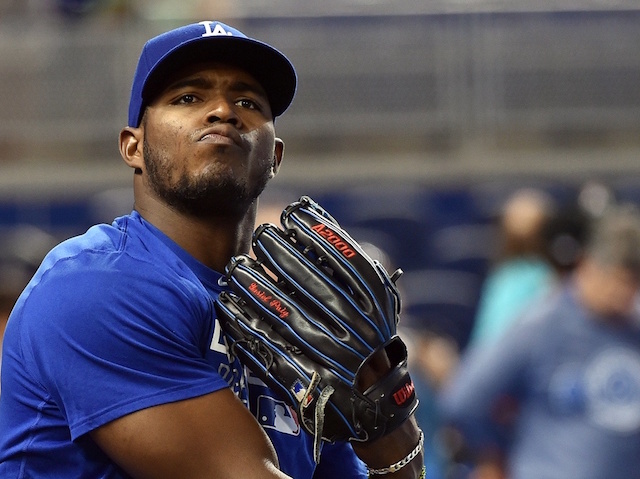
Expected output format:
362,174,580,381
540,180,614,282
439,203,640,479
541,197,591,279
467,188,558,348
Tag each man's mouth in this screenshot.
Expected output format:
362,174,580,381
199,133,236,145
198,125,242,147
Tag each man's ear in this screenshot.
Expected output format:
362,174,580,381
271,138,285,176
119,126,144,172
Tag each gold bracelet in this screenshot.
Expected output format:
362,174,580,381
418,465,426,479
367,430,424,476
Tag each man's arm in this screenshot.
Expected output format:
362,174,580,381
91,388,291,479
352,416,424,479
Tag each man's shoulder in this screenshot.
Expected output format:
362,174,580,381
14,215,181,317
45,213,171,273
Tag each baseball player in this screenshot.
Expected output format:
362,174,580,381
0,21,423,478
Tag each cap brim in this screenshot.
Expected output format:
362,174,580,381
143,36,297,119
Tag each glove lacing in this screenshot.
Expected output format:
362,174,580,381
300,371,335,464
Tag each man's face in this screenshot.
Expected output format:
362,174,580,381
139,62,280,217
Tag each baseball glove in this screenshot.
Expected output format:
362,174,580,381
215,196,418,459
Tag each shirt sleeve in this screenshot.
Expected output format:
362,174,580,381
19,250,228,440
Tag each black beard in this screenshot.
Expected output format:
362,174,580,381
143,141,272,219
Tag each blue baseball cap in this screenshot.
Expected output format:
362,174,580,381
127,20,297,127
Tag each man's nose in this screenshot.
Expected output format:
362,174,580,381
205,98,240,126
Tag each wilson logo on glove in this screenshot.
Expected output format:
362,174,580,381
249,282,290,319
392,380,416,407
311,223,356,258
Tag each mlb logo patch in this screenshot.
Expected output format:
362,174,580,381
257,395,300,436
292,379,307,403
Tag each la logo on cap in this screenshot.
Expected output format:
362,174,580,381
200,21,235,38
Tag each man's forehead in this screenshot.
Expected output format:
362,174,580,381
163,62,267,92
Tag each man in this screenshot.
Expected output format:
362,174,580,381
0,21,423,478
440,204,640,479
468,188,558,348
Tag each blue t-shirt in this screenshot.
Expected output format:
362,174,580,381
441,282,640,479
0,211,366,478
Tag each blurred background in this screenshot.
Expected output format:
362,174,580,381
1,0,639,346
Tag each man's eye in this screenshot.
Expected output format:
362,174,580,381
177,94,197,104
237,98,259,110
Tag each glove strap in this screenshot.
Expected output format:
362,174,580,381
360,337,419,441
366,429,424,476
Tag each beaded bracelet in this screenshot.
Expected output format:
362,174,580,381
366,430,424,476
